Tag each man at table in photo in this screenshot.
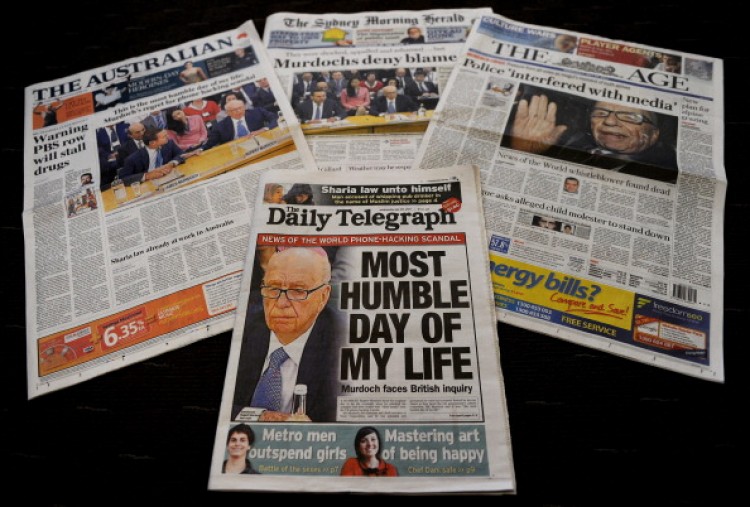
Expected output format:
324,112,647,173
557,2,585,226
328,71,348,99
116,122,147,169
232,247,342,422
202,99,278,150
142,110,169,131
253,77,279,114
224,83,257,107
120,128,184,182
297,90,344,123
314,81,337,102
405,70,439,109
370,86,418,116
292,72,318,105
96,123,131,188
393,67,414,91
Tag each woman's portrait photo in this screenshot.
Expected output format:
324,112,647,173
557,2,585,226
340,427,398,477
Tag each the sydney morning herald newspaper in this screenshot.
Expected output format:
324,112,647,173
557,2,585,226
209,166,515,493
263,8,491,171
415,13,725,380
23,20,316,397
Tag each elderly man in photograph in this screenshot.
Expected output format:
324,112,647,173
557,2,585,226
232,248,342,423
370,86,418,116
508,96,678,182
203,99,277,150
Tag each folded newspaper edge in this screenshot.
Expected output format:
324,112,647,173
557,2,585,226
209,166,515,493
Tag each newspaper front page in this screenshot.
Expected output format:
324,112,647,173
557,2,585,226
414,13,725,381
263,9,491,171
23,20,317,397
209,166,515,493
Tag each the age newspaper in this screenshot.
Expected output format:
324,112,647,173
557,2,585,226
263,8,491,171
23,20,316,397
209,166,515,494
414,13,725,381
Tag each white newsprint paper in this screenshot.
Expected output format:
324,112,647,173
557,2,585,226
209,165,515,494
263,8,491,171
23,19,316,397
414,13,725,381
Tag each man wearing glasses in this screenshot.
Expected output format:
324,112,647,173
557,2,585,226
232,247,342,423
507,95,678,182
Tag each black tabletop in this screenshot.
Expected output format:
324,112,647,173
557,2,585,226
3,1,743,505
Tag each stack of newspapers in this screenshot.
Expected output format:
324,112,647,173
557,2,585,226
23,7,724,494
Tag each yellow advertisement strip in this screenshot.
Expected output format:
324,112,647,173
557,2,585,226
490,255,634,331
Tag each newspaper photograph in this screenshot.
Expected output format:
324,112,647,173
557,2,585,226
263,9,491,170
209,166,515,493
414,13,725,381
23,20,317,397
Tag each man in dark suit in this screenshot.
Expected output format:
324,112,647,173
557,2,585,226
404,70,439,98
392,67,414,91
232,247,342,422
291,72,318,105
115,122,147,167
328,71,348,98
297,90,344,123
505,95,678,183
142,110,169,131
96,122,132,188
252,77,279,113
96,123,130,155
404,70,439,110
223,83,257,106
202,99,278,150
120,128,184,182
313,81,337,102
370,86,418,116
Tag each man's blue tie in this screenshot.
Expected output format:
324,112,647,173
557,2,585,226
387,100,396,114
236,119,249,138
251,347,289,411
155,148,163,168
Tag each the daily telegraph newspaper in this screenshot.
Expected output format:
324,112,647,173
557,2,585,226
23,20,316,397
209,166,515,493
263,9,491,171
414,14,725,381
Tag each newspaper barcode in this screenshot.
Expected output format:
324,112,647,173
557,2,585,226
672,284,697,303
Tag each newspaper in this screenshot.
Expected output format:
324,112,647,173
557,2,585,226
263,8,491,171
23,20,317,397
209,166,515,493
414,13,725,381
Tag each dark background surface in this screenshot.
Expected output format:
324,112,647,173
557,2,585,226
3,1,744,505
